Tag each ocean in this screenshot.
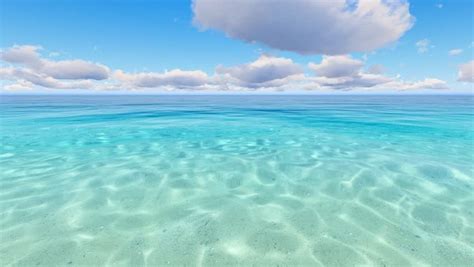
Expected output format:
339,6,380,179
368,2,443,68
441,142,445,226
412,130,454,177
0,95,473,266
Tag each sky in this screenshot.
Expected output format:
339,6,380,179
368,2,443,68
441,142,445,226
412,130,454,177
0,0,473,94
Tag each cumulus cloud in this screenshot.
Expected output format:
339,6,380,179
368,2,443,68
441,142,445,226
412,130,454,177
0,67,95,89
458,60,474,82
216,55,303,88
0,45,43,67
192,0,413,55
307,55,391,89
384,78,448,90
315,74,393,90
368,64,385,75
1,44,450,92
0,45,209,91
448,49,463,56
304,55,449,91
41,60,109,80
416,39,431,53
1,45,109,80
308,55,364,78
114,69,209,88
3,80,34,91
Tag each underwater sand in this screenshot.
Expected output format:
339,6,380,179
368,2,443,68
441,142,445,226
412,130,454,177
0,95,473,266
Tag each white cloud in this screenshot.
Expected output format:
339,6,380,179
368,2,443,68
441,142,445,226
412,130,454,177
307,55,391,89
192,0,413,55
41,60,109,80
305,55,449,91
0,45,43,69
384,78,448,90
0,45,208,91
448,49,463,56
216,55,303,88
2,80,34,91
0,44,450,92
458,60,474,82
368,64,385,75
320,74,393,90
1,45,109,80
114,69,209,89
0,67,15,80
0,67,95,89
308,55,363,78
416,39,431,53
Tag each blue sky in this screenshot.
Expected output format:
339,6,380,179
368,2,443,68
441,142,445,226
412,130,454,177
0,0,473,93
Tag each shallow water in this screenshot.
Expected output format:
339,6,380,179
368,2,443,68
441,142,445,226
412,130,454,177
0,95,473,266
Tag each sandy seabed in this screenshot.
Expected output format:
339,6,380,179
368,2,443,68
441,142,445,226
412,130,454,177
1,95,473,266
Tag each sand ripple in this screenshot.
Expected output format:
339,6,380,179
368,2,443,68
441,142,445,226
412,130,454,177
1,95,473,266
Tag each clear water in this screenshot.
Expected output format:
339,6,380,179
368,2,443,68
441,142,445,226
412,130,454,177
0,95,473,266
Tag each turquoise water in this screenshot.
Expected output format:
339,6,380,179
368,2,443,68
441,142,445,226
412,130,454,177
0,95,473,266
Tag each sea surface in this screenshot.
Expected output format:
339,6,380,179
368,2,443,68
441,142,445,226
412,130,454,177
0,95,473,266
